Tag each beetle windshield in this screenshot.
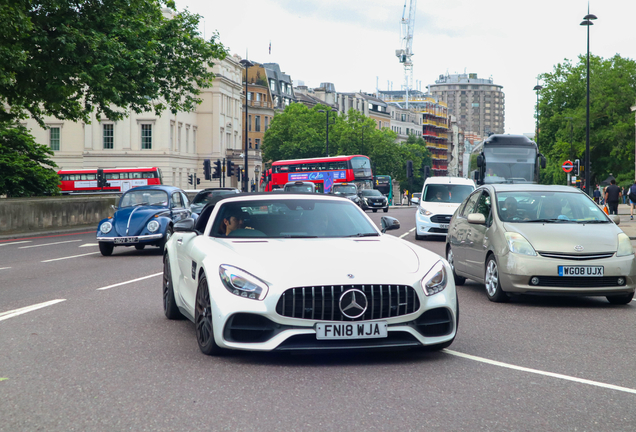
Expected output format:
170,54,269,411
119,190,168,208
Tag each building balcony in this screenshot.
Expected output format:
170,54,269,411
248,100,274,109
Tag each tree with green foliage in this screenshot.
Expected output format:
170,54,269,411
0,122,60,197
537,54,636,187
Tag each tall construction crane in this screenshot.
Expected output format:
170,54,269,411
395,0,417,108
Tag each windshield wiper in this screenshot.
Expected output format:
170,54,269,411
280,235,318,238
575,220,609,224
531,218,572,223
346,232,380,237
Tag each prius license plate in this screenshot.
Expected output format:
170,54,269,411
316,321,388,340
114,237,138,244
558,266,604,277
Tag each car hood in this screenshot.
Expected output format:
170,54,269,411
213,236,430,288
503,222,620,253
419,201,460,215
113,206,168,236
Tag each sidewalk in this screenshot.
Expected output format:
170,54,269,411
614,204,636,240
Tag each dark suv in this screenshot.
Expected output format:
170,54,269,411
329,183,360,206
359,189,389,212
190,188,240,215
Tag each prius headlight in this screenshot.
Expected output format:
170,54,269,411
617,233,634,257
419,206,432,216
99,221,112,234
505,232,537,256
147,220,160,233
219,265,269,300
421,260,447,296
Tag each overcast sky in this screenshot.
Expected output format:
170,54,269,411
175,0,635,136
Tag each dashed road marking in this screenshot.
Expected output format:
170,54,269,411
444,349,636,395
0,267,11,271
0,241,32,246
79,243,99,248
19,239,82,249
0,299,66,322
41,252,100,262
399,228,416,239
97,273,163,290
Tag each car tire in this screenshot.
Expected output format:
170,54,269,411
98,242,114,256
195,274,225,356
372,209,378,213
606,292,635,305
163,254,184,320
159,225,173,249
446,246,466,285
134,244,145,250
484,255,509,302
383,208,389,213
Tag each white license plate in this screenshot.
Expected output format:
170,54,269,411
114,237,138,244
439,224,449,229
558,266,604,277
315,321,388,340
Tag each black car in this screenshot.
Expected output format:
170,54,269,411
190,188,240,215
329,183,361,206
359,189,389,212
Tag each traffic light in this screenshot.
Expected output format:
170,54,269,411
213,159,221,179
406,160,413,178
188,174,193,185
203,159,211,180
227,160,235,177
573,159,580,176
237,168,242,183
196,177,200,185
97,168,105,188
423,166,431,180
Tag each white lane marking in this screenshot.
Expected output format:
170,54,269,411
41,252,100,262
399,228,416,239
444,349,636,395
0,267,11,271
79,243,99,248
0,241,32,246
19,239,82,249
97,272,163,290
0,299,66,322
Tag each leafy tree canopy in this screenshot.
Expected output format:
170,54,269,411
0,0,228,126
537,54,636,187
0,121,60,197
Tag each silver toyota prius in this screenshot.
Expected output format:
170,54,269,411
445,184,636,304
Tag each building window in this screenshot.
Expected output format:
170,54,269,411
141,124,152,149
269,79,276,92
103,124,114,149
255,138,260,149
248,115,252,132
50,127,60,151
170,121,175,149
255,116,261,132
193,127,197,153
265,116,269,131
178,123,182,151
186,125,190,153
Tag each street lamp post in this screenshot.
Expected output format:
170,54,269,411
254,165,260,192
581,11,597,196
240,58,254,192
533,84,543,150
318,108,337,157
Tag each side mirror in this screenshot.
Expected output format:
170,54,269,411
381,216,400,233
174,218,197,233
477,155,484,167
467,213,486,225
610,215,620,225
473,171,480,182
540,155,547,169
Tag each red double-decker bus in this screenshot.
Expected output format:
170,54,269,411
58,167,163,193
263,155,373,193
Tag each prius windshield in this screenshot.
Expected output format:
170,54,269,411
496,191,610,223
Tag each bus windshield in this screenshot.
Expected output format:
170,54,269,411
484,146,536,184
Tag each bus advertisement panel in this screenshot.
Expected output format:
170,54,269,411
58,167,163,193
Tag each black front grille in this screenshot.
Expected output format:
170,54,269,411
276,285,420,321
415,308,453,337
538,252,615,260
223,313,278,343
429,228,448,234
531,276,624,288
431,215,453,224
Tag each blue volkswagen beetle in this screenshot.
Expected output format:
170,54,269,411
96,185,191,256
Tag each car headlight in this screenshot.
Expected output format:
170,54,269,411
219,265,269,300
421,260,447,296
419,207,432,216
147,220,160,233
617,233,634,257
99,221,112,234
504,232,537,256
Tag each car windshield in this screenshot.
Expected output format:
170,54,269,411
332,185,358,195
119,190,168,208
211,199,378,238
423,184,474,203
193,190,238,204
285,184,314,192
360,189,383,197
496,191,610,223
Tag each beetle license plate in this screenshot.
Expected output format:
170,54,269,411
114,237,138,244
315,321,388,340
558,266,603,277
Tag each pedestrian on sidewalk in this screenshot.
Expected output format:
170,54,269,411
604,179,621,215
593,185,601,204
628,180,636,220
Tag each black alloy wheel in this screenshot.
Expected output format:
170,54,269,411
372,209,378,213
98,242,114,256
383,208,389,213
163,254,183,320
195,275,224,355
606,292,635,305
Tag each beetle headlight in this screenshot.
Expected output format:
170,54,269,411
99,221,112,234
421,260,447,296
617,233,634,257
505,232,537,256
419,207,432,216
147,220,160,233
219,265,269,300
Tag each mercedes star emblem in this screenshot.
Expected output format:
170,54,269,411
339,289,368,319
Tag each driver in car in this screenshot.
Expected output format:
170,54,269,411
222,208,246,236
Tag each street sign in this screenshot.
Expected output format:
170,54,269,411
562,160,573,173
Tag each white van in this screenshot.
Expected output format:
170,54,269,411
415,177,476,240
